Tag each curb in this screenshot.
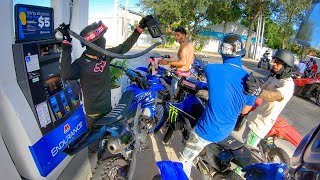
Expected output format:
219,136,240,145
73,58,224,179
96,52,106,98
131,47,258,62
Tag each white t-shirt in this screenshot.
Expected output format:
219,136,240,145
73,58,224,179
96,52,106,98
247,76,294,138
297,62,307,74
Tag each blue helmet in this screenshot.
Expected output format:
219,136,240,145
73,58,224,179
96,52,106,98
219,33,246,57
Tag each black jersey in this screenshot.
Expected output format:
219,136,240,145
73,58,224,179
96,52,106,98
60,29,141,115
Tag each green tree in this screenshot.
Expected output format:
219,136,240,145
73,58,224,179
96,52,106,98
271,0,311,49
139,0,212,41
207,1,242,34
241,0,270,58
264,19,283,49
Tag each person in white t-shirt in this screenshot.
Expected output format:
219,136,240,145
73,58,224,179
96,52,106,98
296,61,307,76
243,49,295,147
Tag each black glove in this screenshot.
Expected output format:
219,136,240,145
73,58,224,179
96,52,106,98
245,73,262,96
138,15,153,29
57,23,72,42
234,113,247,131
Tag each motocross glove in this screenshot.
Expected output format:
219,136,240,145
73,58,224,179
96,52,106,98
138,15,153,29
57,23,72,42
244,72,263,96
242,163,287,180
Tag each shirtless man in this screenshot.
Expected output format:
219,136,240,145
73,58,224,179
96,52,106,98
159,26,194,98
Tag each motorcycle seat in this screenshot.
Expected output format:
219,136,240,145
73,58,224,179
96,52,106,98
94,91,134,126
218,135,243,151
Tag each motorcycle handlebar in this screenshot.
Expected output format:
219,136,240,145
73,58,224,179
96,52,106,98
146,55,174,62
110,64,151,90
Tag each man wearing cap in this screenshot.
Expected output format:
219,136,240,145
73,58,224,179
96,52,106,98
244,49,295,147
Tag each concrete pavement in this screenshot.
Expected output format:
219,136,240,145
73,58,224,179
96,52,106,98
133,128,202,180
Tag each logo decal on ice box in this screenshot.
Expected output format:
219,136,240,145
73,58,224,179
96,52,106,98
64,124,70,134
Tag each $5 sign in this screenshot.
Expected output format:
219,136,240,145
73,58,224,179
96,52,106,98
38,16,50,28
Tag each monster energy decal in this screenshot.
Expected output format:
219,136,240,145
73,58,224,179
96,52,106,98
168,104,179,124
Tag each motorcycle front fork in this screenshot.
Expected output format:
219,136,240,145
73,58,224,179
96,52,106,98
259,136,277,161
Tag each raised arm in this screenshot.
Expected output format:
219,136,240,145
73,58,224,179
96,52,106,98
106,29,142,56
60,41,80,80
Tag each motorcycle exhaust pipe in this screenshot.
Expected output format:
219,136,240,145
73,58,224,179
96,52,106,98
107,138,129,154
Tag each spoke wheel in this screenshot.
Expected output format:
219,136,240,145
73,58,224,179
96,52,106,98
148,104,165,133
92,157,128,180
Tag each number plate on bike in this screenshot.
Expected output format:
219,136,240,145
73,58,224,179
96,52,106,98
181,79,197,90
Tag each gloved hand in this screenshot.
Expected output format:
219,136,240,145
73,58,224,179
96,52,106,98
242,163,287,180
57,23,72,42
138,15,153,29
245,72,262,96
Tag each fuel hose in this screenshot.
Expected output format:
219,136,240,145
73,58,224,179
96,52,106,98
67,29,165,59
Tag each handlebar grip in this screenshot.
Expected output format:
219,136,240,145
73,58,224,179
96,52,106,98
126,69,138,79
163,55,174,59
110,64,126,71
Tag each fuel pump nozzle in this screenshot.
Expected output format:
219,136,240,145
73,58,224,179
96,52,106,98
54,15,166,60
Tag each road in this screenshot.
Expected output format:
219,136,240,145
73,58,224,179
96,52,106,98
125,48,319,136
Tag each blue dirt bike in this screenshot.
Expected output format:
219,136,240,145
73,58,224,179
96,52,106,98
135,55,208,102
62,64,168,179
135,55,208,83
162,77,207,143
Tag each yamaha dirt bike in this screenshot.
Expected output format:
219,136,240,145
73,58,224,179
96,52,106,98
192,54,208,82
135,55,208,102
135,54,208,84
62,65,167,179
162,77,207,144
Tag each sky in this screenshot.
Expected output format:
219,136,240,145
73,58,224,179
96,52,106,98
13,0,141,18
89,0,141,18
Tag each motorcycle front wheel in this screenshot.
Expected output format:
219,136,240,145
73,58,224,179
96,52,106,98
162,126,174,144
257,62,261,68
148,104,166,134
267,147,290,164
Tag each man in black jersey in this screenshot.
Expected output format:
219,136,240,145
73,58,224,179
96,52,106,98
59,16,151,152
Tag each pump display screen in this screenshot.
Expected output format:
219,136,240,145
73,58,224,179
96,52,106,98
14,4,54,42
45,75,63,97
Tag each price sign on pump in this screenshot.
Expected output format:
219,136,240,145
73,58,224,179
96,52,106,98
14,4,54,42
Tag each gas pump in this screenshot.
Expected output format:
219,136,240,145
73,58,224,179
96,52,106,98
2,4,88,179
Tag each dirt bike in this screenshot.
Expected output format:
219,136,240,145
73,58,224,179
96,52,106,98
134,55,208,103
61,65,168,179
192,54,208,82
257,53,271,70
